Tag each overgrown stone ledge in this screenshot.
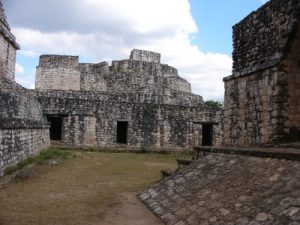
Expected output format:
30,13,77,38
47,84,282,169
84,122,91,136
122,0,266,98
139,153,300,225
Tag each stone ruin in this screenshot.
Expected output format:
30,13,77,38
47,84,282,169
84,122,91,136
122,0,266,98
0,0,300,224
0,1,222,176
0,1,50,176
224,0,300,146
34,49,222,150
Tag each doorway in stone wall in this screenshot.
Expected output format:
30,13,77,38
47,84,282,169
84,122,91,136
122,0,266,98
202,124,213,146
47,116,63,141
117,121,128,144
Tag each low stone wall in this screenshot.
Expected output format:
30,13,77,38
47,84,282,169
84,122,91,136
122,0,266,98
0,127,50,176
0,77,50,177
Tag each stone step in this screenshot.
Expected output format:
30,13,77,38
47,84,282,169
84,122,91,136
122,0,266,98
161,169,175,179
176,159,193,169
193,146,300,161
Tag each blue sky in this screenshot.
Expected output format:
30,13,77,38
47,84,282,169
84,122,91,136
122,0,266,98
4,0,266,100
190,0,263,54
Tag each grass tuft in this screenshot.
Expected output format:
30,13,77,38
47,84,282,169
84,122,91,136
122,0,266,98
4,148,71,175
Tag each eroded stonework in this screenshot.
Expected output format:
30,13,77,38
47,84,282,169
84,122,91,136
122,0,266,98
35,49,222,150
0,1,50,176
224,0,300,146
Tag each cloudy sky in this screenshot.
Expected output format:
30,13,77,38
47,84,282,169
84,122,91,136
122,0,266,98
3,0,266,100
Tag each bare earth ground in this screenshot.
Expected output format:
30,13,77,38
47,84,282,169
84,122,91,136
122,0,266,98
0,151,188,225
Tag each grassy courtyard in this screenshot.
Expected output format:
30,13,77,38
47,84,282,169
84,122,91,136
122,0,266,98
0,150,189,225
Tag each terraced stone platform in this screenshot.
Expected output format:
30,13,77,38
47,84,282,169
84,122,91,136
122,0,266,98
139,147,300,225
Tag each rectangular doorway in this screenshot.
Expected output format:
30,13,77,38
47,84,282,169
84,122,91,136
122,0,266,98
117,121,128,144
47,116,62,141
202,124,213,146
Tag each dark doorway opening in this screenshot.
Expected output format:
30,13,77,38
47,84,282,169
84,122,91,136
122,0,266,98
202,124,213,146
117,121,128,144
47,117,62,141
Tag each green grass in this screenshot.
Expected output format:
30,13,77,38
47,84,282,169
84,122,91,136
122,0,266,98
4,148,72,175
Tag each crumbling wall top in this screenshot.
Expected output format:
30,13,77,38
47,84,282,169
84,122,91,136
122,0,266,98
130,49,161,64
38,55,79,68
231,0,300,76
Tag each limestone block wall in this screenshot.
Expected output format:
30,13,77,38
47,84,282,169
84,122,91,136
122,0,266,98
0,78,45,120
78,62,108,91
223,0,300,146
63,116,96,147
224,67,288,146
0,2,19,81
0,77,50,176
164,76,191,93
35,55,81,90
35,90,222,150
284,22,300,141
0,128,50,176
130,49,161,63
232,0,299,75
0,2,50,177
35,50,191,94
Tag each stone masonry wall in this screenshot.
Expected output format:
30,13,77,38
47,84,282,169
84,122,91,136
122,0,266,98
224,0,300,146
0,77,50,177
35,90,222,150
232,0,300,75
130,49,161,63
0,2,50,177
35,50,191,94
284,22,300,141
0,128,50,176
78,62,108,91
35,55,81,90
0,1,19,81
224,66,288,146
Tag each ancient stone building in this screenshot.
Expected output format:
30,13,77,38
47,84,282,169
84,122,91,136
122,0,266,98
0,2,50,176
224,0,300,146
34,49,222,150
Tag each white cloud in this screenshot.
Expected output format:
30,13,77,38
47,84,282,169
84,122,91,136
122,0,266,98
19,50,39,57
7,0,232,100
15,63,24,73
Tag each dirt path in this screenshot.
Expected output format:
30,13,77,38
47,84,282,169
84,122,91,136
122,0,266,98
100,192,164,225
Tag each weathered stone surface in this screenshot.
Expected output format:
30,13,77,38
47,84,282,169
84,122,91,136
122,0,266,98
35,50,191,94
139,153,300,225
223,0,300,146
0,1,19,81
34,50,223,150
0,3,50,177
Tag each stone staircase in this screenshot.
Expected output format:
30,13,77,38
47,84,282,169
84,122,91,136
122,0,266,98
161,143,300,179
139,145,300,225
161,158,193,179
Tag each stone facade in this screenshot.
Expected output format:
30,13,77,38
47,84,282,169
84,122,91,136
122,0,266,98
36,49,191,94
223,0,300,146
0,1,19,81
0,2,50,177
35,50,222,150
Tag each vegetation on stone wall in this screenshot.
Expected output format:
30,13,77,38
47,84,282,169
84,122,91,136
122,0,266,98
204,100,223,111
